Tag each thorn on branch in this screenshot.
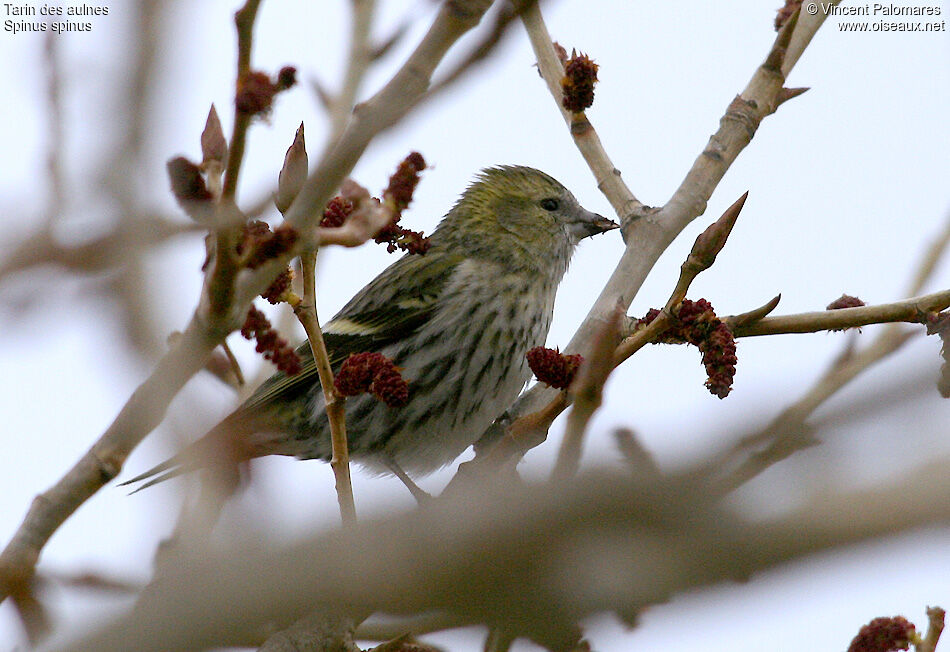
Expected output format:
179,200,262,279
726,294,782,329
777,86,810,107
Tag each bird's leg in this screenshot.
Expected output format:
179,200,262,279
383,457,431,504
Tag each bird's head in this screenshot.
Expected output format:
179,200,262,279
434,166,618,269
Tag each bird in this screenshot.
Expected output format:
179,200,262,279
123,166,618,493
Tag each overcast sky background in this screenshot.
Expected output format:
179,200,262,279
0,1,948,650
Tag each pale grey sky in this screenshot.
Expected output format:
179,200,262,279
0,1,947,649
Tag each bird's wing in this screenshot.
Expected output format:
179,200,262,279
120,252,462,491
241,251,461,411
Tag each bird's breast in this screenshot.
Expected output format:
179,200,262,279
374,260,558,473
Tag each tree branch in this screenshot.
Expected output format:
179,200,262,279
57,461,950,651
0,0,497,610
496,4,826,431
726,290,950,337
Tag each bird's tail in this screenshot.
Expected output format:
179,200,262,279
119,413,260,494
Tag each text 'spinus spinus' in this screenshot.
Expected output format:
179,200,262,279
125,166,618,490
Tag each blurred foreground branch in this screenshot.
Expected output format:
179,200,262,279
59,460,950,652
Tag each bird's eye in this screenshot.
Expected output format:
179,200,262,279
540,198,559,211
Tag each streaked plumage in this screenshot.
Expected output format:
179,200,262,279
125,166,617,490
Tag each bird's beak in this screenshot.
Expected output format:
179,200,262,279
590,213,620,234
573,209,619,239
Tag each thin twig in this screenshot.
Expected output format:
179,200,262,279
0,217,198,280
653,287,950,341
727,290,950,337
292,250,357,525
9,588,48,645
221,0,262,201
918,606,946,652
210,0,264,320
518,0,640,221
906,214,950,297
613,310,671,367
219,339,245,386
718,328,917,495
100,0,168,354
281,0,494,236
428,4,522,98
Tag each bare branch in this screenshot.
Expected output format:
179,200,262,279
221,0,263,200
497,1,832,431
728,289,950,337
